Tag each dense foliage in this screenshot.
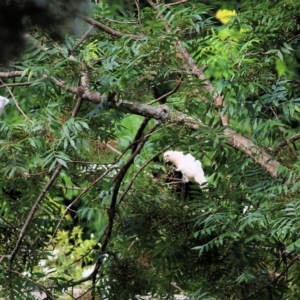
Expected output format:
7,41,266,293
1,0,300,299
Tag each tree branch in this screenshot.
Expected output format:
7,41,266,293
0,71,23,78
119,142,176,204
9,165,63,263
0,79,33,123
273,133,300,155
70,25,95,54
147,0,228,126
82,16,143,40
0,72,281,178
49,75,284,178
9,94,86,277
72,124,160,288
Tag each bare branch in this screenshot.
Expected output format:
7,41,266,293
51,164,120,240
147,76,183,105
0,71,23,78
98,15,137,24
9,165,63,263
47,73,282,178
238,254,300,300
103,142,122,155
0,82,32,88
82,16,144,40
71,25,95,53
72,124,161,286
91,123,161,284
134,0,143,28
165,0,188,6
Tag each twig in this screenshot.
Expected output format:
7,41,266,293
0,213,17,229
287,33,300,43
71,124,160,289
97,15,137,24
147,76,183,105
273,133,300,155
71,25,95,53
103,142,122,155
131,117,151,154
238,254,300,300
82,16,143,40
9,165,63,263
118,141,176,204
134,0,143,28
165,0,188,6
165,179,184,184
273,254,300,285
0,82,32,88
72,96,83,117
170,282,185,292
9,92,85,283
0,79,33,123
50,164,119,240
54,184,86,191
6,269,55,300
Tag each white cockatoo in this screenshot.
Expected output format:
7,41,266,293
163,151,207,186
0,96,9,116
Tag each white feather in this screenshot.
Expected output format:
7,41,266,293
0,96,9,116
163,151,207,185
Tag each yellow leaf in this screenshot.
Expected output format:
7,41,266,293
216,9,237,24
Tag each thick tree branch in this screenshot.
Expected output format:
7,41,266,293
0,71,281,178
110,101,279,177
147,0,228,126
0,71,23,78
223,128,280,178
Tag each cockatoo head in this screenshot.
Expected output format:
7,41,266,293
164,151,183,164
0,96,9,116
163,151,173,163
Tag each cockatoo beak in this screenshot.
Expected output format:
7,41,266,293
163,154,169,163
